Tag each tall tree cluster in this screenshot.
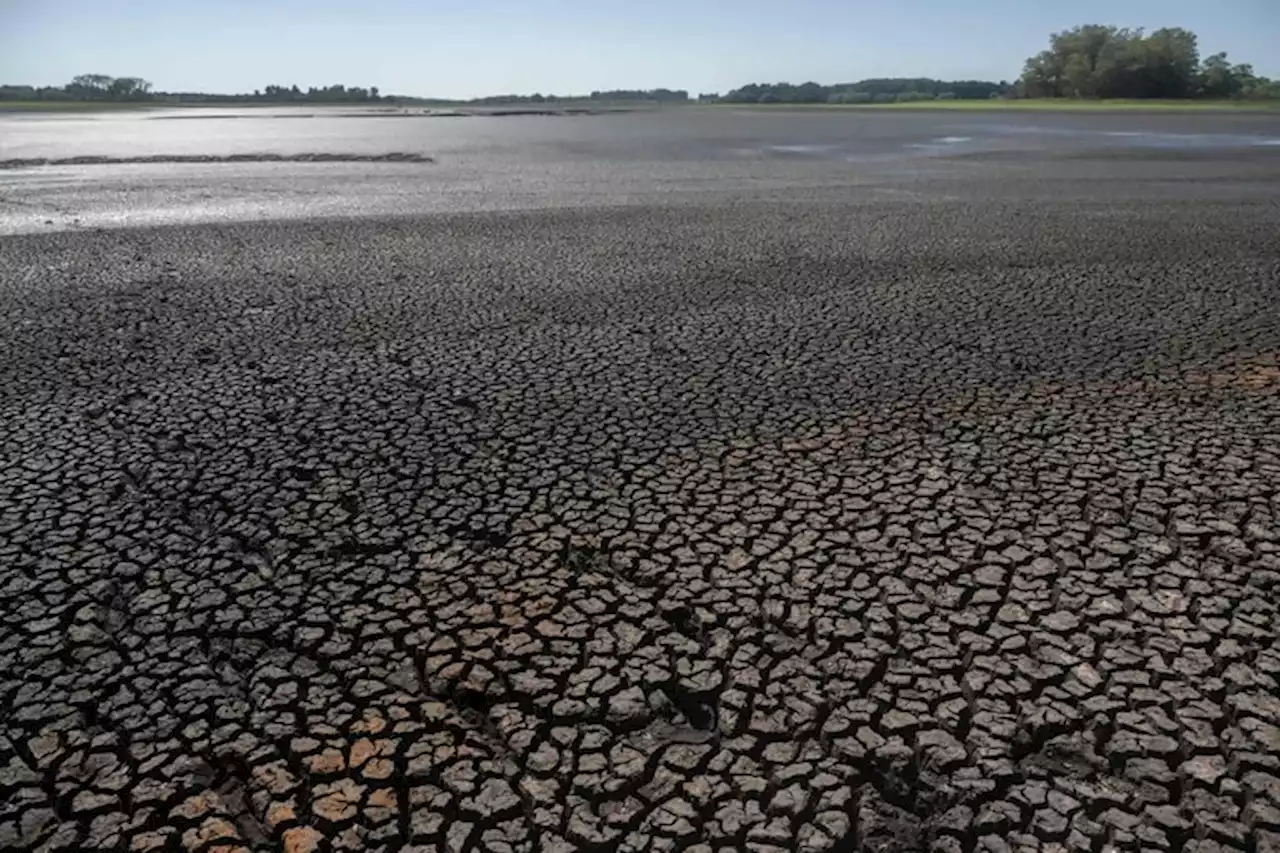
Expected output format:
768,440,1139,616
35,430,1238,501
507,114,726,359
1,74,153,102
68,74,153,100
1018,26,1277,99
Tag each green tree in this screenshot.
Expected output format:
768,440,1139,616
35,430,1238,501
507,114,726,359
69,74,115,99
1018,25,1212,99
1138,28,1200,98
108,77,152,100
1018,50,1065,97
1199,52,1236,97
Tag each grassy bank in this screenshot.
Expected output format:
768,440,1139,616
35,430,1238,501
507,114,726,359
717,98,1280,112
0,100,167,112
6,97,1279,115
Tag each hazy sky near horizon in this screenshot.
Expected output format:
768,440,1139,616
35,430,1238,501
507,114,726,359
3,0,1278,98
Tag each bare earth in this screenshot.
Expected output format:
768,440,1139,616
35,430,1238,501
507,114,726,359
2,116,1280,853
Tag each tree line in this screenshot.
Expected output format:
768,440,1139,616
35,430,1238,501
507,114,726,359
176,84,382,104
0,75,692,107
2,74,154,102
0,75,385,104
718,25,1275,104
591,89,689,102
4,29,1275,107
463,89,689,106
1017,25,1277,99
721,78,1011,104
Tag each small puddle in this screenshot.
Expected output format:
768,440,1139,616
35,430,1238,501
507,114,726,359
764,144,842,155
906,136,975,151
970,123,1280,150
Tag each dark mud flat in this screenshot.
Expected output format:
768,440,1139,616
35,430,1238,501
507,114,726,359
0,153,436,170
2,168,1280,853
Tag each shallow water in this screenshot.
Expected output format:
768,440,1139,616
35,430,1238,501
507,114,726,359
4,106,1279,163
2,106,1278,234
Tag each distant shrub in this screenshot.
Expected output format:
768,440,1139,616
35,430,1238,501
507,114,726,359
828,91,871,104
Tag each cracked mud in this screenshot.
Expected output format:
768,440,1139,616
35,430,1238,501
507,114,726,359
2,185,1279,853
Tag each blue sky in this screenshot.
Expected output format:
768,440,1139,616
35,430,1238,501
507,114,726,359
3,0,1278,98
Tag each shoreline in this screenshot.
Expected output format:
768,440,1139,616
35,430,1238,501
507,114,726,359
5,97,1280,115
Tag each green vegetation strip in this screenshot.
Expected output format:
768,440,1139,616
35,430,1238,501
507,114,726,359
712,99,1280,112
0,100,164,112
